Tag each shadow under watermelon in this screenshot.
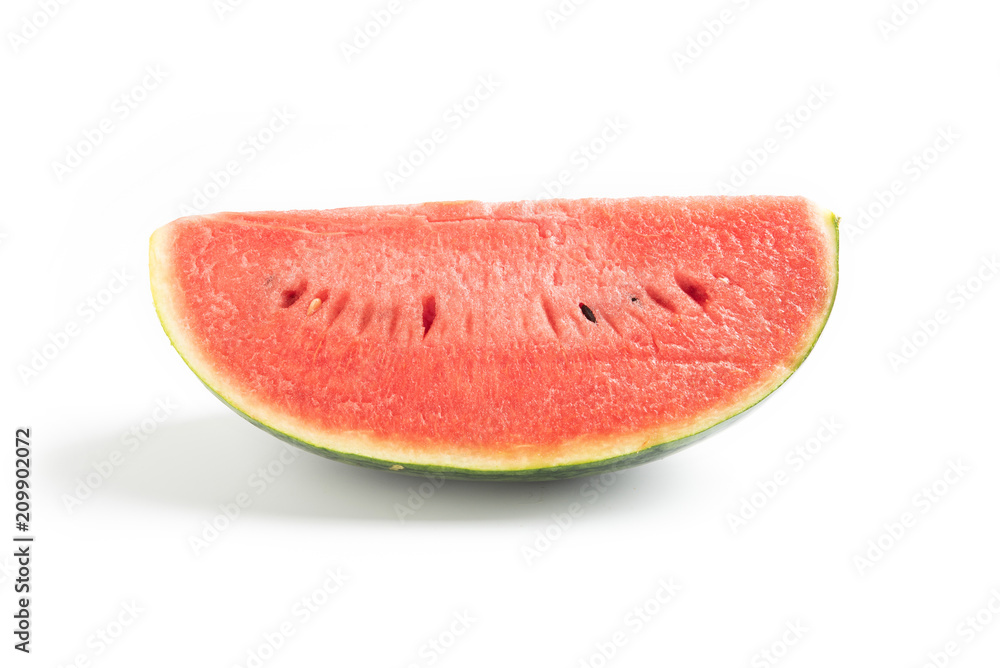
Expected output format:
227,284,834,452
55,413,686,523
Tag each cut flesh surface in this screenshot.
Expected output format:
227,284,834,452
150,196,839,479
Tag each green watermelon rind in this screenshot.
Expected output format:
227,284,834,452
205,382,747,480
151,206,839,482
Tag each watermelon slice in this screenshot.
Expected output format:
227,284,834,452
150,196,838,480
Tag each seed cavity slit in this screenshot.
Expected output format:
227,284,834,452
388,305,400,337
540,297,559,337
358,301,375,335
604,314,625,338
328,291,350,322
280,279,308,308
644,286,677,313
422,295,436,338
280,291,300,308
675,274,709,308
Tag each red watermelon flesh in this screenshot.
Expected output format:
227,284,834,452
150,196,838,479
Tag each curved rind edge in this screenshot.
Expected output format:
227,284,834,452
206,382,745,481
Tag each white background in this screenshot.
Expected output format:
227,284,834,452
3,0,1000,666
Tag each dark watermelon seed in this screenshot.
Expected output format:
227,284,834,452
630,296,639,303
579,303,597,323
